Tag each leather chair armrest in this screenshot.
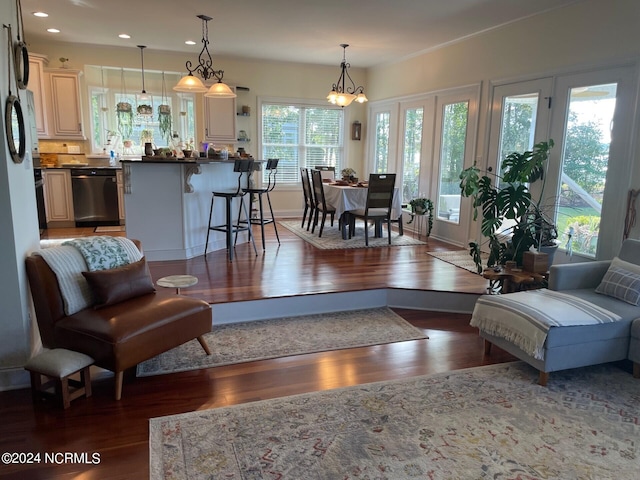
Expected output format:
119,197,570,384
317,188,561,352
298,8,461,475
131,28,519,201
548,260,611,291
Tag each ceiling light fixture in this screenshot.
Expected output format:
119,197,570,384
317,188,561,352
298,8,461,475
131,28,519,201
173,14,235,98
137,45,150,103
33,12,48,17
327,44,367,107
118,34,130,39
47,28,60,33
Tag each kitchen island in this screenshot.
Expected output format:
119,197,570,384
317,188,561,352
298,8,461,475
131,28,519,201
121,158,254,261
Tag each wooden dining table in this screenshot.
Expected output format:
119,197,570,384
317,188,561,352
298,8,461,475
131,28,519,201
322,182,403,238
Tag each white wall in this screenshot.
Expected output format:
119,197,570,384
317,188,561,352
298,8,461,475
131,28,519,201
0,1,42,388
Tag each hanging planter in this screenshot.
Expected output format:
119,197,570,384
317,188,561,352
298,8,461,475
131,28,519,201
116,102,133,140
137,104,153,116
158,104,172,142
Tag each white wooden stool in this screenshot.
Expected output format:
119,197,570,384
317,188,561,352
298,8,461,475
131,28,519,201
25,349,94,409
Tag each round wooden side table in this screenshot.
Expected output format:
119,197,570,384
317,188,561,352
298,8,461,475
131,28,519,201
156,275,198,294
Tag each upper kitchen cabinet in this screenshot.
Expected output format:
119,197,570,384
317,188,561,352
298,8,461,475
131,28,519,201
203,87,237,143
28,54,49,136
29,53,85,140
45,70,84,139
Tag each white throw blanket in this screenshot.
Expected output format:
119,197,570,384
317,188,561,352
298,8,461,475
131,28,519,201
36,237,142,315
470,289,622,360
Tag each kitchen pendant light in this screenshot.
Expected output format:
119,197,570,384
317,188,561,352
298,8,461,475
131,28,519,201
327,44,367,107
174,14,236,98
137,45,151,103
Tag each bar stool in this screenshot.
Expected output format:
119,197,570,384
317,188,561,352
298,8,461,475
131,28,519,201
237,159,280,250
204,159,258,262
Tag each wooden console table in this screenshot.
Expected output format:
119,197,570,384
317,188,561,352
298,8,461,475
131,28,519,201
482,267,548,294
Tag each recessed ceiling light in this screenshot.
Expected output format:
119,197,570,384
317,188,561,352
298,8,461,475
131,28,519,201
47,28,60,33
33,12,48,17
185,40,196,45
119,34,131,39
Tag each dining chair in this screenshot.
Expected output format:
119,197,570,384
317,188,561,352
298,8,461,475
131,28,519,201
310,169,336,237
236,159,280,250
300,168,315,230
205,158,258,262
315,165,335,181
347,173,397,246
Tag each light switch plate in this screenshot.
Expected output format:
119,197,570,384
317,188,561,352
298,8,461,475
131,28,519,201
68,145,81,154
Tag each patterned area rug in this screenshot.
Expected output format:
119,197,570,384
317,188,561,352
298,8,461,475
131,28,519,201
150,362,640,479
279,220,426,249
137,308,427,376
427,249,487,273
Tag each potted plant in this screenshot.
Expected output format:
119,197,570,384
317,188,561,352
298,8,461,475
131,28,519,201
158,105,172,143
341,167,356,181
116,102,133,139
137,104,153,116
459,140,558,273
140,129,154,146
408,197,434,237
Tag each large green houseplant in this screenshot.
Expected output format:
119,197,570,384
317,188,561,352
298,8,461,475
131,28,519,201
459,140,558,273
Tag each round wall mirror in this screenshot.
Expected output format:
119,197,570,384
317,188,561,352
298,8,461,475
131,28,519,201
14,42,29,89
5,95,26,164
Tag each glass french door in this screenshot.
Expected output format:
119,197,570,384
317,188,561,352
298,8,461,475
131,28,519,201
548,67,635,260
370,104,398,174
430,88,479,245
487,67,635,261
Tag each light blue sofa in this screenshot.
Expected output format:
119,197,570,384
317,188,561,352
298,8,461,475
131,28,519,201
477,239,640,385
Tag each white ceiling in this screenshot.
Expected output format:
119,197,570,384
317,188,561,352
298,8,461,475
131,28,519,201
20,0,583,68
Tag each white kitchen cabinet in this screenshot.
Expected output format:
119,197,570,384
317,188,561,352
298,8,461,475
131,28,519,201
203,88,236,143
116,170,125,222
44,169,74,226
46,70,84,139
28,54,49,136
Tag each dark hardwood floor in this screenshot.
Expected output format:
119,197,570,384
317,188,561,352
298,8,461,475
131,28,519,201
0,222,516,479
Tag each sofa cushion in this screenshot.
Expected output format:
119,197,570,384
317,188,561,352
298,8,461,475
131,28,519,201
53,294,211,371
595,257,640,305
82,258,155,308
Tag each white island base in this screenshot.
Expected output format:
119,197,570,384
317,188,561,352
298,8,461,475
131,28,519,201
121,160,252,261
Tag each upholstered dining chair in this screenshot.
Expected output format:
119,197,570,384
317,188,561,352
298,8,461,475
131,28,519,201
310,169,337,237
237,159,280,250
315,165,335,181
300,168,315,230
205,158,258,262
347,173,397,246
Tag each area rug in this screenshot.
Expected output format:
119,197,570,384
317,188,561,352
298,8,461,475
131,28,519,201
149,361,640,479
279,220,426,249
427,249,488,273
137,307,427,376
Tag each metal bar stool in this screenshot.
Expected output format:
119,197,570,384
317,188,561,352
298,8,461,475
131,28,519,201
237,159,280,250
205,159,258,262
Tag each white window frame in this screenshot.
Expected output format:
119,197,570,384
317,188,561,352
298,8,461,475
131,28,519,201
258,97,350,189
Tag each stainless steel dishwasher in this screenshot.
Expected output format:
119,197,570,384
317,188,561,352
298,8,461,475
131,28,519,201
70,168,119,226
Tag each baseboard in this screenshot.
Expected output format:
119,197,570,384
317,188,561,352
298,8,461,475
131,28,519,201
211,288,480,324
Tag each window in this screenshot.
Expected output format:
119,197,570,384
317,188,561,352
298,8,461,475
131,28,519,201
401,108,423,203
436,101,469,224
373,111,390,173
87,67,195,155
261,102,344,184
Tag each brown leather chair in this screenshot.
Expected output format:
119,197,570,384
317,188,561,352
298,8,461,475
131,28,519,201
25,241,212,400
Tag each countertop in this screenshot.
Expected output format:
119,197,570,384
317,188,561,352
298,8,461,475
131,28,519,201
120,157,258,165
